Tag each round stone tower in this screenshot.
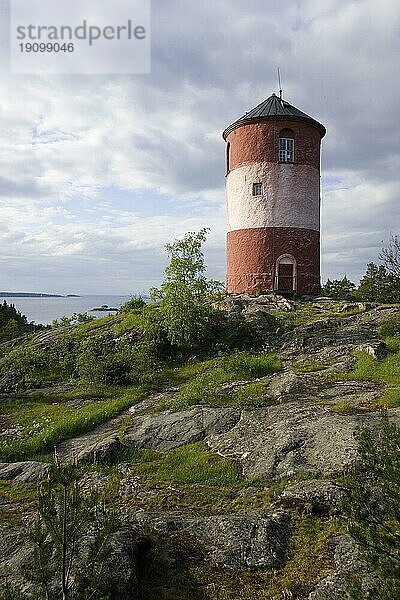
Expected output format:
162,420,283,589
223,94,326,296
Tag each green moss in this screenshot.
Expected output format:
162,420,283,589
138,515,343,600
262,515,343,598
372,388,400,409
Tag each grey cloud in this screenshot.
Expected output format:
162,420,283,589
0,176,44,198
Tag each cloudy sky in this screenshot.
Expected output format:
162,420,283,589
0,0,399,294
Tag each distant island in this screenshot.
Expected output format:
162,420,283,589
0,292,80,298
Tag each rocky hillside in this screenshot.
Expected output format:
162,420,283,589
0,297,399,599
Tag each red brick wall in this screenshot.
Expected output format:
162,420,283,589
226,119,322,172
226,227,320,295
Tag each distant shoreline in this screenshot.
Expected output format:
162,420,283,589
0,293,80,298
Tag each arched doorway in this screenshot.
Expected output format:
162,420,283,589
274,255,297,293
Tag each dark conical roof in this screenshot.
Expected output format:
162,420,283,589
223,94,326,139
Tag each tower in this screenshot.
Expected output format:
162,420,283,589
223,94,326,296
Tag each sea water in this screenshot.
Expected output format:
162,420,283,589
0,295,131,326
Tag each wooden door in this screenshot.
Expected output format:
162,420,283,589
277,263,294,292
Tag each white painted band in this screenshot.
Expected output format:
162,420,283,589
226,162,320,232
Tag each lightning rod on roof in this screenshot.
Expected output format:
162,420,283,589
277,67,283,100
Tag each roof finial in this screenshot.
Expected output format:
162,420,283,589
277,67,283,100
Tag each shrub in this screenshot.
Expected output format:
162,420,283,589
119,297,146,312
76,334,114,384
322,276,356,299
217,351,281,380
76,331,162,387
341,413,400,599
355,262,400,303
378,315,400,339
0,456,122,600
51,312,95,328
0,301,30,341
0,345,48,384
212,319,260,353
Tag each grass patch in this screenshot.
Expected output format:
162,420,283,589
157,352,281,411
278,300,363,331
116,443,243,487
330,399,358,414
98,461,266,515
169,368,232,409
135,485,267,515
350,350,400,386
51,383,121,401
385,335,400,353
232,381,269,407
293,359,330,375
0,387,146,461
75,314,117,336
0,480,37,502
0,481,38,525
113,311,144,335
217,352,281,379
138,359,214,391
378,315,400,338
345,348,400,409
371,388,400,410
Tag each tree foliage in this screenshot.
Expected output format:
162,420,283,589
119,297,146,313
356,262,400,303
51,313,95,328
1,455,121,600
0,301,29,342
342,413,400,599
77,333,134,386
321,276,356,299
322,260,400,303
380,234,400,279
148,229,223,354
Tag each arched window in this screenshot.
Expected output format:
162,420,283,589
279,128,295,162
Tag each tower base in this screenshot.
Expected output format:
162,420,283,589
226,226,320,296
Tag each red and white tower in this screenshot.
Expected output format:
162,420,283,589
223,94,326,296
